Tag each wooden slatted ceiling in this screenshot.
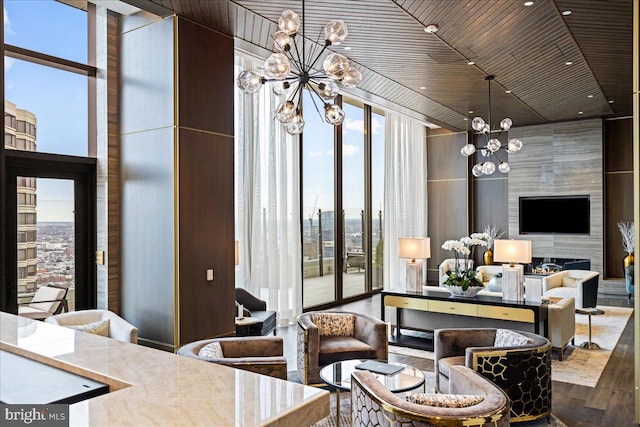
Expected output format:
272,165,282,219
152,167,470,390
140,0,631,131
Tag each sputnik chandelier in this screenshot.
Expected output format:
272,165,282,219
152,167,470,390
236,1,361,135
460,75,523,177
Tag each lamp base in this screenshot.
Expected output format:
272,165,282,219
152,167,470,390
502,264,524,301
405,261,423,293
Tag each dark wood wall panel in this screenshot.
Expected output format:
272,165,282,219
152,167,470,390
178,18,234,135
471,177,508,266
604,117,634,279
426,130,468,283
178,129,235,343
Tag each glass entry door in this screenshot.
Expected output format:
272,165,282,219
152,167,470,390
3,153,96,315
16,178,76,312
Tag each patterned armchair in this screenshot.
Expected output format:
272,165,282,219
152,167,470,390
434,328,551,423
297,311,388,385
352,365,510,427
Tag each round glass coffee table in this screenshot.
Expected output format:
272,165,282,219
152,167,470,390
319,359,425,427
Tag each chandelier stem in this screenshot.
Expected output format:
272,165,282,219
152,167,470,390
486,75,493,134
306,43,330,73
290,33,305,74
307,86,326,122
302,0,306,68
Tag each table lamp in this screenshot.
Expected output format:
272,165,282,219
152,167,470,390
398,237,431,292
494,239,532,301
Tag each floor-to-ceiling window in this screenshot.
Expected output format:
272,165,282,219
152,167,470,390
302,93,385,309
2,0,96,314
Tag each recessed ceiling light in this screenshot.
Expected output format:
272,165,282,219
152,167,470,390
524,1,534,6
419,86,426,90
562,10,572,16
468,110,474,114
578,111,584,115
609,100,615,104
424,24,439,33
467,61,475,65
587,94,593,98
565,61,573,65
505,90,512,94
344,46,352,51
463,118,469,121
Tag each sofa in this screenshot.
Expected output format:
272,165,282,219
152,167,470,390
541,269,600,309
46,309,138,344
235,288,277,336
475,265,503,287
434,328,551,423
177,336,287,380
297,311,387,385
352,365,510,427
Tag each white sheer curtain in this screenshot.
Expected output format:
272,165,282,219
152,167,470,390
234,52,302,325
383,111,428,290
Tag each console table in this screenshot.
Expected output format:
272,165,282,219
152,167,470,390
381,288,549,351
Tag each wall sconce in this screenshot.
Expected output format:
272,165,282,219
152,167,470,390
398,237,431,292
494,239,532,301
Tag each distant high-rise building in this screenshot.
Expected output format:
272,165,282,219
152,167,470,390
4,100,38,294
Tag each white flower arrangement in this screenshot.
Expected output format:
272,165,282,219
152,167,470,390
441,233,489,290
617,221,635,254
482,225,505,250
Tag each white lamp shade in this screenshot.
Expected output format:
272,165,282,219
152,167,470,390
398,237,431,260
494,239,532,264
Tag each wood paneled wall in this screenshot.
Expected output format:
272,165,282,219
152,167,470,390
426,129,469,283
120,15,234,350
508,119,604,277
604,117,634,280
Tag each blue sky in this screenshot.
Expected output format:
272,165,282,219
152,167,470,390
4,0,87,221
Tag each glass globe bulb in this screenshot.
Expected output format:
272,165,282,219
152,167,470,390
278,10,300,35
483,123,490,134
460,143,476,157
471,117,485,132
318,80,339,100
275,101,297,123
472,164,484,177
236,70,263,94
324,20,348,45
284,114,305,135
323,53,350,80
507,138,523,153
273,31,292,51
264,53,291,79
325,104,345,125
272,81,291,97
487,138,501,152
341,67,362,88
482,161,496,175
500,118,512,131
498,162,510,173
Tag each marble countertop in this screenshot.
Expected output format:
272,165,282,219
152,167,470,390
0,312,329,426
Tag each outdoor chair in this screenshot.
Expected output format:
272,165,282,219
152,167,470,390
18,285,69,320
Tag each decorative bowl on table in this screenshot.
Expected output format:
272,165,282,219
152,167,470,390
443,284,483,297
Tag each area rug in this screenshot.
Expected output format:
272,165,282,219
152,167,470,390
312,373,567,427
389,305,634,388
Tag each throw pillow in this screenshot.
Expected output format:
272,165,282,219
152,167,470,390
494,328,532,347
68,319,110,337
562,276,580,288
198,342,224,359
311,313,355,337
483,271,495,282
405,392,484,408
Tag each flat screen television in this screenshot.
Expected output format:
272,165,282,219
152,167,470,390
519,196,590,234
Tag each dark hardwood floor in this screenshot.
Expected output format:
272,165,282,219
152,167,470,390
279,294,637,426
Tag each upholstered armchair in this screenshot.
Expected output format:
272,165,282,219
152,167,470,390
45,309,138,343
434,328,551,423
235,288,277,336
439,259,474,285
177,336,287,380
297,311,388,385
548,296,575,360
352,365,510,427
626,265,635,303
542,269,600,309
